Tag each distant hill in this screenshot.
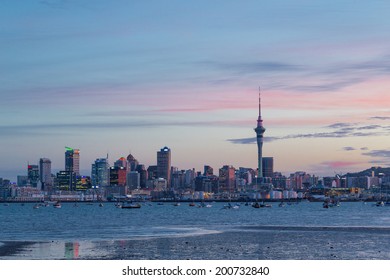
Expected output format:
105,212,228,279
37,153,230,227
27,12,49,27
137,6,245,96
345,166,390,177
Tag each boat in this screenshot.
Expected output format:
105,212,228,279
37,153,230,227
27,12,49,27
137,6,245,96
253,201,272,208
121,202,141,209
173,202,180,206
53,201,62,208
375,201,384,207
252,202,260,208
33,203,40,209
114,202,122,208
278,201,286,207
189,202,196,207
99,203,104,207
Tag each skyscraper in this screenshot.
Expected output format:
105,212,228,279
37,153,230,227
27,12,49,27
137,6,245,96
27,164,39,188
127,154,139,172
262,157,274,178
65,147,80,176
91,158,109,187
157,146,171,186
39,158,52,190
254,88,266,180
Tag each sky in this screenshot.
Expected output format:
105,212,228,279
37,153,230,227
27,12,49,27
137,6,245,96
1,0,390,181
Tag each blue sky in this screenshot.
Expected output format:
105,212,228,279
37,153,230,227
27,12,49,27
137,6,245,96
1,0,390,181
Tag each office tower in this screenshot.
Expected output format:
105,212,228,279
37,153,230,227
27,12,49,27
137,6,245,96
27,164,39,188
262,157,274,178
147,165,158,180
65,147,80,176
56,170,76,190
204,165,214,176
127,154,139,172
254,88,266,179
157,146,171,186
114,157,127,169
109,166,127,186
17,175,28,187
135,164,148,188
39,158,52,190
91,158,110,187
127,171,140,190
218,165,236,193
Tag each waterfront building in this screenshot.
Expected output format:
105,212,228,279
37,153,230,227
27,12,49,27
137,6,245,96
39,158,52,190
91,158,110,187
65,147,80,176
254,88,266,180
27,164,39,188
157,146,171,186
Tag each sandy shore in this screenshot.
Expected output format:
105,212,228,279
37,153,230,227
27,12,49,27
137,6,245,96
2,226,390,260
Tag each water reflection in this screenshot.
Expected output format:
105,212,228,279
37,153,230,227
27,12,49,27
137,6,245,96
65,242,79,259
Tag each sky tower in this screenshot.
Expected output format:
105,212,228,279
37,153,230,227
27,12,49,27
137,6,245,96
254,87,266,179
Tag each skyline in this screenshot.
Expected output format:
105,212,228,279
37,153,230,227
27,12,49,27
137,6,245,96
1,1,390,181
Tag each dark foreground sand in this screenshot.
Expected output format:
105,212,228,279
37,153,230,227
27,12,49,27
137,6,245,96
2,226,390,260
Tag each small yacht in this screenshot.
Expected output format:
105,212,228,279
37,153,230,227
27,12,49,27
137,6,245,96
53,201,62,208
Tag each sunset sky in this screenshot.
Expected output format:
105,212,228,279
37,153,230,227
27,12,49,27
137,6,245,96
1,0,390,181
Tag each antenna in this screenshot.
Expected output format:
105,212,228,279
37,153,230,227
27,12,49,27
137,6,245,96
258,86,261,117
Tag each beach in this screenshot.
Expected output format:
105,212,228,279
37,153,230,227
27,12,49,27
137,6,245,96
2,226,390,260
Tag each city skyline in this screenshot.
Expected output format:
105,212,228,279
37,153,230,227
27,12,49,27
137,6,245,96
1,1,390,181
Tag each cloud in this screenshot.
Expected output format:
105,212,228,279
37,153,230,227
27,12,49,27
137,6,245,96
343,147,356,151
360,147,369,151
362,149,390,158
227,137,279,144
370,116,390,120
228,121,389,145
326,123,354,129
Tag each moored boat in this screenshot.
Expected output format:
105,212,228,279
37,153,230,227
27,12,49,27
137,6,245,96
121,202,141,209
53,201,62,208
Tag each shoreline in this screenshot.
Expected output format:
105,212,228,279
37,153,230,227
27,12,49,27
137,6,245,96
2,226,390,260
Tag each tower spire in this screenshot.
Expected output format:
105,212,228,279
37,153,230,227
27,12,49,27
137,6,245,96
257,86,263,127
254,87,266,180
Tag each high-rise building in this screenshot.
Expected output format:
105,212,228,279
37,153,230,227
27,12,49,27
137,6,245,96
204,165,214,176
56,170,76,190
114,157,127,169
218,165,236,193
27,164,39,188
127,154,139,172
109,166,127,186
262,157,274,178
135,164,148,188
91,158,110,187
127,171,140,190
17,175,28,187
39,158,52,190
254,88,266,180
65,147,80,176
157,146,171,186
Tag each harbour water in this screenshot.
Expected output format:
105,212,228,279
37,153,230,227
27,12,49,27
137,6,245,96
1,201,390,259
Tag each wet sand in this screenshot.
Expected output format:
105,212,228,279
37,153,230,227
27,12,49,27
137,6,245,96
2,226,390,260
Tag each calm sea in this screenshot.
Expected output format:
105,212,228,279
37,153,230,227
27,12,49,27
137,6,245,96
1,201,390,242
